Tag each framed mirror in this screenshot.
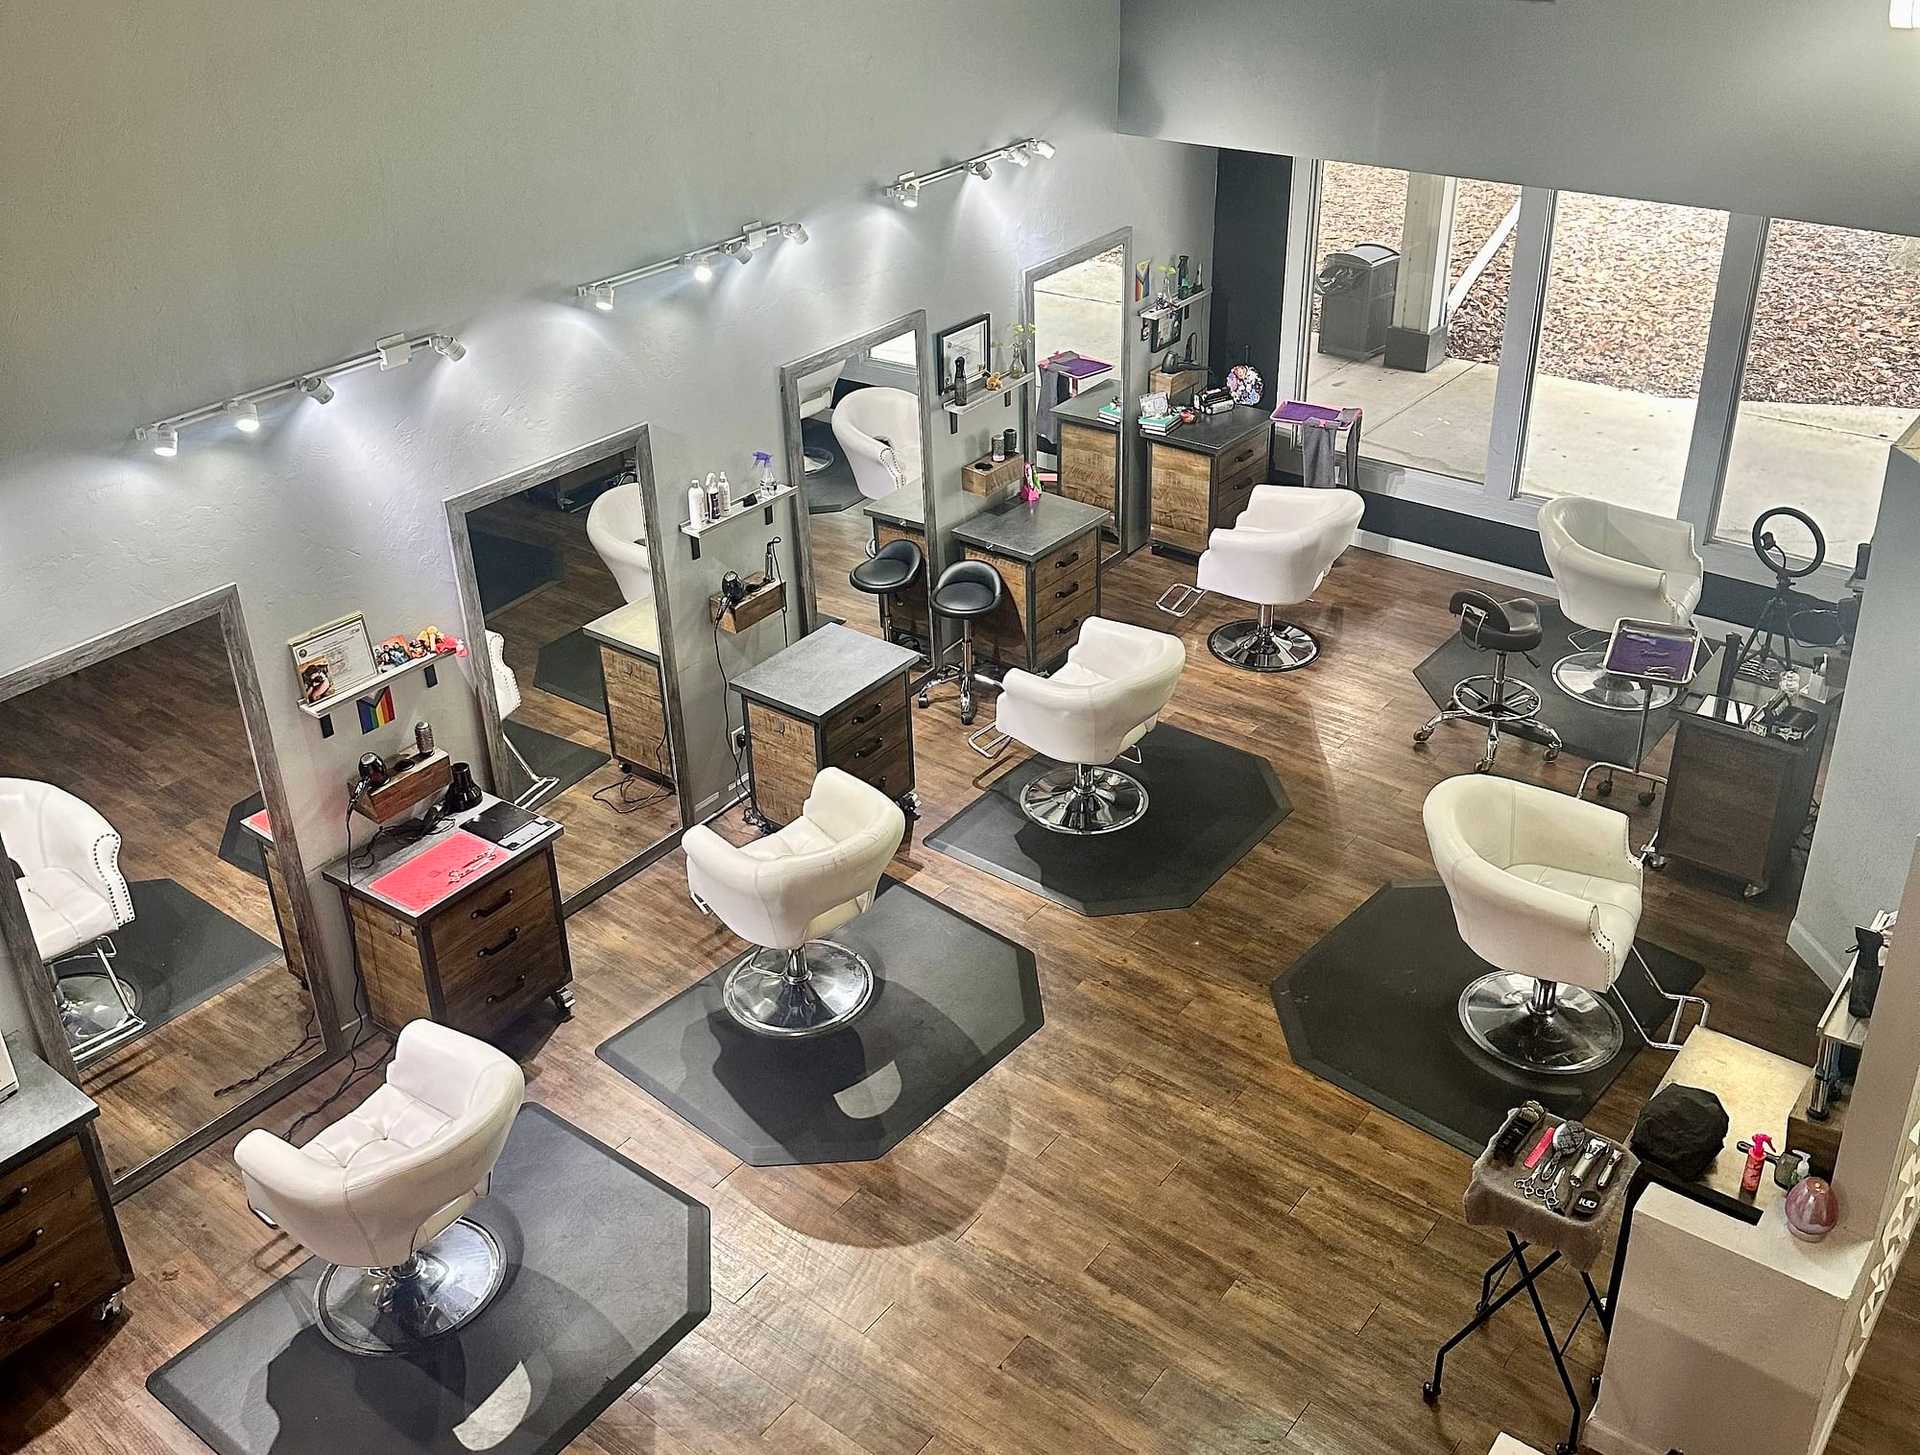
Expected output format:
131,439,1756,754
0,586,338,1194
781,311,940,655
446,424,693,911
935,312,992,399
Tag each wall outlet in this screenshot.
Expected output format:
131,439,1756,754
731,725,748,755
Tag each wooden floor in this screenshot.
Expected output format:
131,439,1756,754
9,543,1918,1455
809,502,897,643
0,617,320,1182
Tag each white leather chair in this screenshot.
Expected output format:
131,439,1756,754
797,359,846,474
684,767,905,1037
1163,485,1365,671
993,618,1186,835
236,1019,525,1354
1539,496,1703,711
586,479,655,604
0,778,143,1063
1423,775,1705,1075
831,386,923,502
483,630,557,809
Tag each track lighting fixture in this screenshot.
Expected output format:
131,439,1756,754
587,283,615,312
780,222,809,244
882,138,1054,207
724,240,753,267
575,217,808,310
692,253,715,283
134,330,462,458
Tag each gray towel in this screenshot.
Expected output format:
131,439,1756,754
1301,420,1337,488
1037,363,1069,448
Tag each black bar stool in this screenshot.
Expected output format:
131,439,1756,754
849,538,923,649
918,560,1002,725
1413,589,1563,772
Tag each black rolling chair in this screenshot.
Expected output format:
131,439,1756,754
918,560,1002,725
1413,590,1562,773
849,538,924,649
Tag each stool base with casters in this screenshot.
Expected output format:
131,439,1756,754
1207,604,1318,673
1413,590,1562,773
722,941,874,1037
1459,973,1623,1075
315,1217,506,1356
1019,762,1148,835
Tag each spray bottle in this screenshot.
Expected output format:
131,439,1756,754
1741,1133,1776,1196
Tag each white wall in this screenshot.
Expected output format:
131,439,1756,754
1791,433,1920,985
0,1,1217,1048
1119,0,1920,236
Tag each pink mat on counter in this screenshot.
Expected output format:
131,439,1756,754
368,829,508,912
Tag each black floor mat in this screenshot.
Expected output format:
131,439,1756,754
502,720,609,804
147,1104,709,1455
532,629,606,715
802,418,863,514
1271,880,1705,1155
471,529,564,616
596,879,1041,1166
218,794,268,882
1412,601,1713,767
925,724,1291,916
64,880,281,1038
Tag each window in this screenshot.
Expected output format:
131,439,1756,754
868,330,918,368
1519,194,1728,515
1306,162,1518,485
1718,219,1920,562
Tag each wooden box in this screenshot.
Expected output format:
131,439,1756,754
1150,368,1207,406
357,750,450,824
711,573,786,634
962,452,1027,496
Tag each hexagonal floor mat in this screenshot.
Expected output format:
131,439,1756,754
925,723,1292,916
148,1105,708,1455
596,879,1042,1166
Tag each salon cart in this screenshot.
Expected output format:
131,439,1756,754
583,601,676,788
0,1035,133,1361
953,494,1108,672
324,795,572,1041
1144,405,1269,557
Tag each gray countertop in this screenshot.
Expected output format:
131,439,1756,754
323,793,562,921
1142,404,1271,456
952,494,1110,562
1052,387,1122,433
863,486,926,530
1,1033,98,1174
582,600,662,663
730,623,919,722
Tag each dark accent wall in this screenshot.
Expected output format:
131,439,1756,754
1207,150,1292,408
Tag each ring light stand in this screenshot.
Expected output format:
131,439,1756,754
1739,507,1825,682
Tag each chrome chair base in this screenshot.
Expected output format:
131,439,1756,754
1208,617,1318,672
52,941,146,1067
316,1217,505,1356
1459,973,1623,1076
1019,763,1147,835
803,446,835,475
1552,650,1679,713
723,941,874,1037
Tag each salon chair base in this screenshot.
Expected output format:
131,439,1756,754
1458,972,1623,1076
1552,650,1678,713
803,447,835,475
315,1217,506,1356
52,942,146,1067
1020,763,1148,836
724,941,874,1037
1207,616,1318,673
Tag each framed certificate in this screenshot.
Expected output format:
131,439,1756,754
289,612,378,705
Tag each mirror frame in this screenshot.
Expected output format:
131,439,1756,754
444,422,694,913
780,310,940,633
0,584,342,1199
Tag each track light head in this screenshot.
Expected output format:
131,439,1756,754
429,334,466,362
725,240,752,267
691,253,715,283
141,423,179,458
781,222,809,245
967,159,993,181
888,174,921,208
227,398,261,434
299,375,336,404
584,283,616,312
1030,138,1055,159
1006,145,1031,167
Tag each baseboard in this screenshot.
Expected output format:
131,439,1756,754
1787,914,1849,990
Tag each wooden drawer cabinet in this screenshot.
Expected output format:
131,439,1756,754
1058,421,1119,519
1148,417,1272,556
958,525,1105,674
601,647,675,785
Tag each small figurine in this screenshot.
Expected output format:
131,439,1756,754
413,625,461,656
985,369,1005,392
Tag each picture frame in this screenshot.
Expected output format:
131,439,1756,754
936,313,991,398
288,611,377,705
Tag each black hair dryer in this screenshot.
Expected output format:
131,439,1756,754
441,761,483,814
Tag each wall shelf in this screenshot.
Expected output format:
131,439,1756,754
679,482,797,560
1136,287,1210,322
299,651,443,738
942,373,1034,434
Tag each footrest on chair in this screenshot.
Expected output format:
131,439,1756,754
967,720,1012,759
1157,583,1206,618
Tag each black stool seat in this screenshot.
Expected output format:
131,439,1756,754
1451,590,1542,654
851,538,922,595
931,560,1003,620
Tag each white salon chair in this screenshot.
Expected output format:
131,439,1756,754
684,767,905,1037
0,778,144,1064
1423,775,1705,1075
832,386,923,502
992,617,1186,835
1539,496,1702,712
484,630,557,809
797,360,846,474
235,1019,525,1355
586,479,655,604
1161,485,1365,671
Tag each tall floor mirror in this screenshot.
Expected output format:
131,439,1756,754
782,311,940,651
448,424,693,909
0,587,335,1193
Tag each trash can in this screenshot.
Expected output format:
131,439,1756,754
1314,244,1399,361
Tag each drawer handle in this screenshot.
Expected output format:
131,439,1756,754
484,973,528,1006
850,704,881,726
1052,582,1080,601
852,737,884,760
1054,551,1081,568
478,928,520,959
0,1281,61,1325
470,888,515,920
0,1185,27,1216
0,1228,43,1267
1054,621,1079,637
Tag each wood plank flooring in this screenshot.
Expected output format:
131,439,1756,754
7,543,1917,1455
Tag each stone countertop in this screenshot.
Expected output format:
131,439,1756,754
730,623,920,723
1052,387,1122,433
952,494,1111,562
863,486,926,530
322,793,562,920
583,600,662,663
1,1033,98,1173
1142,404,1271,456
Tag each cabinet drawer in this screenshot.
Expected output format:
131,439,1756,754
963,549,1031,635
1216,431,1268,482
442,921,569,1037
1035,555,1097,618
428,855,555,967
840,733,913,805
1216,479,1256,532
824,677,908,756
1034,594,1098,665
0,1219,119,1362
0,1137,92,1252
1034,535,1097,596
826,704,910,775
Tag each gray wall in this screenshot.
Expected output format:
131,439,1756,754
1119,0,1920,236
1791,433,1920,985
0,1,1217,1049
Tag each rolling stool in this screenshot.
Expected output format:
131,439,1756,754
849,538,924,651
918,560,1002,725
1413,590,1562,773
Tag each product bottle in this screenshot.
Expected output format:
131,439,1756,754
753,450,776,496
717,471,732,513
953,357,969,407
1741,1133,1775,1196
705,472,722,520
688,482,707,526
